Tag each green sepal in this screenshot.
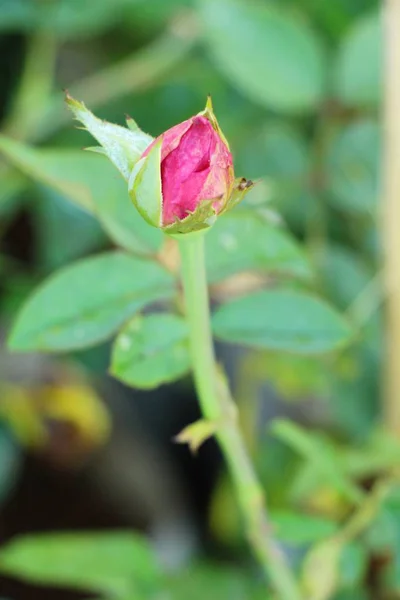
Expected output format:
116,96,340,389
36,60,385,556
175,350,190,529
125,115,141,132
84,146,107,155
66,93,153,181
164,198,218,235
220,177,255,215
128,139,163,228
198,95,230,150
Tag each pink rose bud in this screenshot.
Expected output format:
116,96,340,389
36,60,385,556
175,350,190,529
128,98,253,234
141,113,234,226
66,94,253,235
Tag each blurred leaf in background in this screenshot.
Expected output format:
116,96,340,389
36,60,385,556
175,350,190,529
199,0,326,113
334,12,382,107
0,532,160,598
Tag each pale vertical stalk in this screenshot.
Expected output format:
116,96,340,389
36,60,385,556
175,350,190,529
383,0,400,431
3,31,57,139
178,233,302,600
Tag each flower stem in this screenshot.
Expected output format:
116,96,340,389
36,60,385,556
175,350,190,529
178,232,302,600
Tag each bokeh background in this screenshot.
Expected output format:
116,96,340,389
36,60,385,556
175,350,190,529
0,0,389,599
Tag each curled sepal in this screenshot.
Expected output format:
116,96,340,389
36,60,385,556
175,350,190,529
174,419,218,454
220,177,255,215
66,93,153,181
84,146,107,155
164,198,218,235
128,138,163,228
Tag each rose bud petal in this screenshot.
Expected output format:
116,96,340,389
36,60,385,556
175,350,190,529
143,112,234,226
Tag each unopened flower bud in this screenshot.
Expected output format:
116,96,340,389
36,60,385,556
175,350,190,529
66,94,253,234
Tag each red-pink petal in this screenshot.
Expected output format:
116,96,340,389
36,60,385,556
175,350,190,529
142,118,193,160
141,114,234,226
161,117,217,224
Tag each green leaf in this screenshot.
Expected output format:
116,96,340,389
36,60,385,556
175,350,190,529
271,419,363,503
0,531,159,598
256,352,329,401
110,313,190,389
206,210,312,283
319,245,372,310
0,427,21,505
33,187,106,270
123,0,193,36
275,190,319,235
364,491,400,553
334,13,382,107
199,0,326,113
0,136,93,212
326,120,380,215
0,0,36,32
212,290,353,354
0,0,141,38
0,136,162,255
271,510,337,545
0,168,26,219
333,590,369,600
165,563,267,600
91,163,162,255
330,344,379,440
339,542,367,589
236,122,310,182
9,252,175,353
301,0,373,41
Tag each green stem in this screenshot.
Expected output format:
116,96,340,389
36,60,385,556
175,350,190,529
3,31,57,139
178,233,302,600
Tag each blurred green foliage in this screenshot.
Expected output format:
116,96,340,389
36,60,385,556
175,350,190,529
0,0,389,598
